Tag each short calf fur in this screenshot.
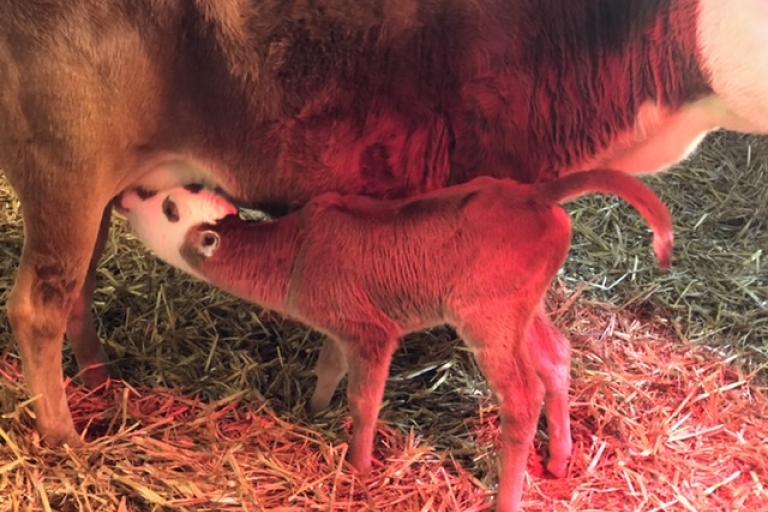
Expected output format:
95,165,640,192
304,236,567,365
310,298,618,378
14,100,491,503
123,170,672,512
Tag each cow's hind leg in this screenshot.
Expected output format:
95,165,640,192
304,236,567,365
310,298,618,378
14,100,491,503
6,174,113,445
66,204,112,388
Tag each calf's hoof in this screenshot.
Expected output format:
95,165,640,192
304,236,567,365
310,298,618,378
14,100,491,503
348,450,373,474
38,423,84,449
308,397,327,416
546,456,571,478
494,495,522,512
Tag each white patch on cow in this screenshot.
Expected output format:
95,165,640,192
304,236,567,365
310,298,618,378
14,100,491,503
122,187,237,279
131,159,220,194
574,98,721,175
697,0,768,133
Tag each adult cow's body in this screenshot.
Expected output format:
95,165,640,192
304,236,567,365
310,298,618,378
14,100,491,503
1,0,767,446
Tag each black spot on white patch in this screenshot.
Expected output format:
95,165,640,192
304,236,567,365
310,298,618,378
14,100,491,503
136,187,157,200
184,183,204,194
162,196,180,222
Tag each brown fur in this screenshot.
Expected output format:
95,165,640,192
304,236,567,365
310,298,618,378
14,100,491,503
177,170,672,512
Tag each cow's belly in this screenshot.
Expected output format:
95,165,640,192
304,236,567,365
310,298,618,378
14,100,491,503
123,95,739,205
574,96,727,175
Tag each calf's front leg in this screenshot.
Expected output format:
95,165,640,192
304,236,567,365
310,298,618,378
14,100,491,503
310,337,348,413
338,332,399,473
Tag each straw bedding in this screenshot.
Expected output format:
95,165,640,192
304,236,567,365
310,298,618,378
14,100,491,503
0,132,766,511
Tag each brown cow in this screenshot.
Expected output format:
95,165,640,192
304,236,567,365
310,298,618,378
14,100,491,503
120,169,673,511
0,0,765,445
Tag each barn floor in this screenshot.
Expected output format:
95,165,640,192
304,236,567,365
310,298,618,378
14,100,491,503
0,132,766,511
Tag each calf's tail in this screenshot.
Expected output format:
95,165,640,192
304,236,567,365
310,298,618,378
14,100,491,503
535,169,673,269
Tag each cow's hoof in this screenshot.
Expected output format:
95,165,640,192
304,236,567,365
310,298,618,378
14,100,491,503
79,365,111,389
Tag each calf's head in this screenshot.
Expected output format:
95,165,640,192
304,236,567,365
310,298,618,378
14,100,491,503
120,185,237,278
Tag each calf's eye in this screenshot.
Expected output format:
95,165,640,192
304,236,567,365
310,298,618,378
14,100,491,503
162,197,180,222
202,233,217,247
198,230,220,258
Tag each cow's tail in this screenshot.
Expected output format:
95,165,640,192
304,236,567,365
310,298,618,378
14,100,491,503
535,169,673,269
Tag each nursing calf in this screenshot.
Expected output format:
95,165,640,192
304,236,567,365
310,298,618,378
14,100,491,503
122,170,672,511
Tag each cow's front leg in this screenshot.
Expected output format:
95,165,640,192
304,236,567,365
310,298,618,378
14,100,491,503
7,189,111,446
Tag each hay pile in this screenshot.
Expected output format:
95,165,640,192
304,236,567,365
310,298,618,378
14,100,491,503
565,132,768,372
1,132,767,510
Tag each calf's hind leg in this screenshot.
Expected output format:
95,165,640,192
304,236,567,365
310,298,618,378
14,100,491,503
529,311,572,477
458,311,545,512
